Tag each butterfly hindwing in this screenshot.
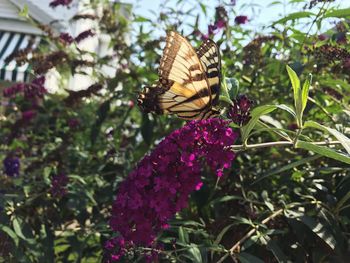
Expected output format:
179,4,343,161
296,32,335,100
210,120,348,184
137,31,221,120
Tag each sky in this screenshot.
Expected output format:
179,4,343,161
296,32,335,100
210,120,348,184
123,0,349,36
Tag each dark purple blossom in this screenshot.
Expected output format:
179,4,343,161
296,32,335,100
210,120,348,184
22,110,37,121
3,156,20,177
107,119,237,261
24,76,47,99
59,33,74,44
75,29,95,43
318,34,328,41
49,0,72,8
51,173,69,198
234,15,248,25
3,77,46,99
228,94,254,126
68,118,80,129
3,83,25,98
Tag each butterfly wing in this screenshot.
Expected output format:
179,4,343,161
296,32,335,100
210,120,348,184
196,39,221,106
138,31,220,120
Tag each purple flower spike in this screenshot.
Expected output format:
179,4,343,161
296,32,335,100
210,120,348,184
3,156,20,177
107,118,238,261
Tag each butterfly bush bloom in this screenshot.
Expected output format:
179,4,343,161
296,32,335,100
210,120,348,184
234,15,248,25
228,94,254,126
107,119,237,260
3,156,20,177
51,173,69,198
59,33,74,44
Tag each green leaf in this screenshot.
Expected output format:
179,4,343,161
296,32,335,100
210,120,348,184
335,191,350,213
187,245,203,263
253,155,320,184
0,225,19,246
241,105,278,143
276,104,296,118
214,224,235,246
286,65,302,125
141,114,153,145
298,215,336,250
225,77,240,100
296,141,350,164
19,5,29,18
13,218,26,240
179,226,189,244
238,252,265,263
273,11,314,24
301,74,312,114
266,238,290,263
304,121,350,154
324,8,350,18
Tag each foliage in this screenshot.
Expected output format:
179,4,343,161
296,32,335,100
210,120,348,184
0,0,350,262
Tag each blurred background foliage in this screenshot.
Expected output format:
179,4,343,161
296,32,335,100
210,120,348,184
0,0,350,262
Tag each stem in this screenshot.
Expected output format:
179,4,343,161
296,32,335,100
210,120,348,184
216,209,284,263
230,140,341,151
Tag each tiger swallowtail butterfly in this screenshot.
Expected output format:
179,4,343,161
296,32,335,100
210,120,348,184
137,31,221,120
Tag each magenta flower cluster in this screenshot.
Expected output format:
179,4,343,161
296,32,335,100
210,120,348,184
3,76,46,99
234,15,248,25
51,173,69,198
107,119,237,261
228,94,254,126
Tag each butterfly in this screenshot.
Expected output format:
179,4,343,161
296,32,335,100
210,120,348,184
137,31,221,120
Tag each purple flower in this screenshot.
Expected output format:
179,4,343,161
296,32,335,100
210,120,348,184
59,33,74,44
107,119,237,261
3,156,20,177
318,34,328,41
234,15,248,25
75,29,95,43
22,110,37,121
51,173,69,198
49,0,73,8
227,94,254,126
3,83,25,98
216,19,226,29
68,118,80,129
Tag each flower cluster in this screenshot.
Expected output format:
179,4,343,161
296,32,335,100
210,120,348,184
3,156,20,177
51,173,69,198
3,76,46,99
49,0,73,8
75,29,96,43
227,94,254,126
243,35,278,65
107,119,237,261
234,15,248,25
59,33,74,45
314,44,350,62
203,6,228,39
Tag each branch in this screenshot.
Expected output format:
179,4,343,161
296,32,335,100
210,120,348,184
230,140,341,151
216,209,284,263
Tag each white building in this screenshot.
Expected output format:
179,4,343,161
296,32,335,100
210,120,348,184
0,0,130,92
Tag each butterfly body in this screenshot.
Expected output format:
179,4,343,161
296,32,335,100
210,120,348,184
138,31,221,120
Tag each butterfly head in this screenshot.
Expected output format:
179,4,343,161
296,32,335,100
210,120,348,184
137,85,164,114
